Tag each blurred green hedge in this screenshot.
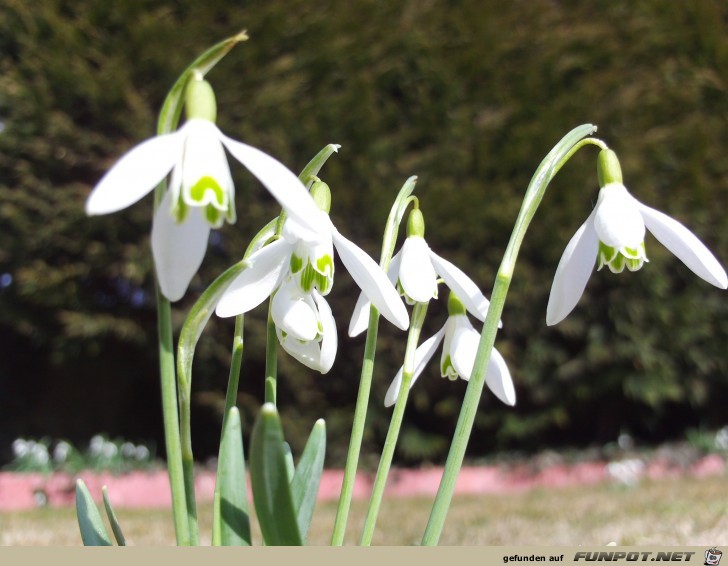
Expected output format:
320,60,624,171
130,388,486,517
0,0,726,467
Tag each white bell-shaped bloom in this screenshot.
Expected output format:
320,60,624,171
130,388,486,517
348,209,493,337
272,277,337,373
216,191,409,333
547,181,727,326
86,78,321,302
384,293,515,408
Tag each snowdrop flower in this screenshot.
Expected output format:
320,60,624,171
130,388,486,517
547,149,727,326
385,292,515,407
86,74,321,301
273,276,337,373
349,208,493,337
216,180,409,356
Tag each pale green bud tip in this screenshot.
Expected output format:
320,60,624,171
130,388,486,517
185,77,217,122
597,149,622,187
447,292,466,316
407,208,426,238
309,180,331,213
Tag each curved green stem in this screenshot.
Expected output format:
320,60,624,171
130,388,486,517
265,304,278,406
421,124,598,545
330,176,418,546
360,302,428,546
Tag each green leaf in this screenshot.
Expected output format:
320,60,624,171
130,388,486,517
215,407,251,546
290,419,326,543
156,30,248,136
75,479,112,546
101,486,126,546
249,403,302,546
283,442,295,482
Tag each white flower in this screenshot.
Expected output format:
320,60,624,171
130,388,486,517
215,206,409,334
384,293,515,408
348,210,494,337
273,277,338,373
86,79,321,302
547,182,728,326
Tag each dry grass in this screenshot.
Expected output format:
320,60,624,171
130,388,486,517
2,475,727,546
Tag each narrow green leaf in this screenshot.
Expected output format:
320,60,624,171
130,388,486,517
250,403,302,546
291,419,326,543
75,479,112,546
216,407,251,546
101,486,126,546
157,30,249,136
298,144,341,189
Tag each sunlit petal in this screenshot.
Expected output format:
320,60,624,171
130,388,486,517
546,209,599,326
639,203,728,289
276,327,322,372
399,237,437,302
448,316,480,381
485,348,516,406
348,250,402,338
313,291,338,373
86,132,182,215
430,250,496,324
151,191,210,302
215,238,292,317
331,228,409,331
271,280,319,341
384,325,446,408
219,135,325,236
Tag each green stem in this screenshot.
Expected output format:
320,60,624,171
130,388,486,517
330,305,380,545
155,289,190,546
212,314,245,546
360,302,428,546
179,394,199,545
265,304,278,406
330,176,418,546
421,124,598,545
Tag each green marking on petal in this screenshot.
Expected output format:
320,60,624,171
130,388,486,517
173,198,189,223
441,355,458,380
190,176,226,207
205,204,223,227
290,254,303,274
598,241,647,274
299,263,315,293
316,254,334,277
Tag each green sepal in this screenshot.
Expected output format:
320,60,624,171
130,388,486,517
75,479,113,546
102,486,126,546
290,419,326,544
249,403,303,546
214,407,251,546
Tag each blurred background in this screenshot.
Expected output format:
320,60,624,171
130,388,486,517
0,0,726,470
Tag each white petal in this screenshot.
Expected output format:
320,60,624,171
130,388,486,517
331,228,409,331
151,191,210,302
86,132,182,215
448,316,480,380
219,135,325,236
313,291,338,373
593,184,645,249
384,325,446,407
215,238,292,317
277,327,322,372
639,203,728,289
429,250,496,324
348,250,402,337
271,283,319,341
546,209,599,326
485,348,516,406
399,237,438,302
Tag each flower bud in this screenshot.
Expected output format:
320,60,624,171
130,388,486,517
407,208,426,238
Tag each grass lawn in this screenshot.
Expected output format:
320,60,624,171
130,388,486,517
1,474,727,546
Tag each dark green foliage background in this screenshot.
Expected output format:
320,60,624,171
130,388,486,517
1,0,726,467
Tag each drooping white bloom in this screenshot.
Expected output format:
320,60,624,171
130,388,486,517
85,76,321,301
215,182,409,352
547,150,727,326
349,208,493,337
273,276,337,373
385,292,515,408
